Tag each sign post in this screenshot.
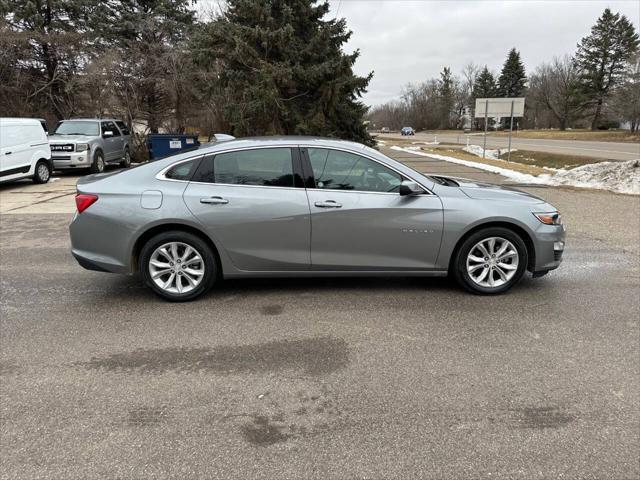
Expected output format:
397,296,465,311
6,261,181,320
475,97,525,161
483,99,488,158
507,99,515,162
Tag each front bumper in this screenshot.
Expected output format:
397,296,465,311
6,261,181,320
52,151,91,169
532,224,566,275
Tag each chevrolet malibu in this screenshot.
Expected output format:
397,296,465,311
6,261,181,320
70,137,565,301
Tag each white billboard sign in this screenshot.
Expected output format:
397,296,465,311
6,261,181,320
475,97,525,118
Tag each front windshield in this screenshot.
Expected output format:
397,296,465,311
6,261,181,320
53,121,100,136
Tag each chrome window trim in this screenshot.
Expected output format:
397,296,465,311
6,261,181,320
155,144,434,195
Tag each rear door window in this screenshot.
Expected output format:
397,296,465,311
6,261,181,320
192,148,294,187
115,121,130,135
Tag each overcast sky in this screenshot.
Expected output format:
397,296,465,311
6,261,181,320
325,0,640,106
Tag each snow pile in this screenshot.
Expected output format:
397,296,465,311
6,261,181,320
390,145,640,195
463,144,515,160
550,159,640,195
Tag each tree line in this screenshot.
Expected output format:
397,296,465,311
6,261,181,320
1,0,374,157
368,8,639,133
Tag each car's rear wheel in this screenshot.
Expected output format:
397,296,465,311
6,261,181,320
453,227,528,294
140,231,217,301
90,150,105,174
32,160,51,184
120,148,131,168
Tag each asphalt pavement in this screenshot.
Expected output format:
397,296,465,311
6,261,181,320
1,154,639,479
380,132,640,161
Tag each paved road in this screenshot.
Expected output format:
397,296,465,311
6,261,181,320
380,132,640,161
1,156,639,479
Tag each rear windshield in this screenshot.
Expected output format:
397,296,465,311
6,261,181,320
53,121,100,136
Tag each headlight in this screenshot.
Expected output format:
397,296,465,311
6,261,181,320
533,211,562,225
76,143,89,152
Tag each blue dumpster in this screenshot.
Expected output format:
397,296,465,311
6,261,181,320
148,134,200,160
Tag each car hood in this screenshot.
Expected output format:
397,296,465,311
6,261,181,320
49,134,93,142
451,177,547,204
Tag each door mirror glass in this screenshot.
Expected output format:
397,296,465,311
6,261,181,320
103,130,113,137
399,180,423,196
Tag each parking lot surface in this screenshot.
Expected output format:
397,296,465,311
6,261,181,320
1,155,639,479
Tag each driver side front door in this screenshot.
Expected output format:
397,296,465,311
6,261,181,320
302,147,443,270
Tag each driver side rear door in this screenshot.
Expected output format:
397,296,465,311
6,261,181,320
302,147,443,270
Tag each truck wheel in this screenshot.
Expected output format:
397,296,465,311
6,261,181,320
90,151,105,174
120,148,131,168
33,160,51,184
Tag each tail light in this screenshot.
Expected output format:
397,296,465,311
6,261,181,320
75,194,98,213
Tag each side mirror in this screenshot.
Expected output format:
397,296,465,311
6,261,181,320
399,180,423,196
103,130,113,137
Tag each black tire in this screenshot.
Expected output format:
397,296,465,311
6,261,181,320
139,231,217,302
32,160,51,184
119,148,131,168
452,227,528,295
90,150,105,174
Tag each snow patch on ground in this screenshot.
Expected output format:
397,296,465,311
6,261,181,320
551,160,640,195
463,144,515,160
390,145,640,195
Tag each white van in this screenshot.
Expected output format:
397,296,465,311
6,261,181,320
0,118,53,184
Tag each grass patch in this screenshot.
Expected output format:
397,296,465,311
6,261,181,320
486,129,639,143
498,150,607,170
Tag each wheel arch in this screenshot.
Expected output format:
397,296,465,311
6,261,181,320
131,222,222,277
448,221,536,273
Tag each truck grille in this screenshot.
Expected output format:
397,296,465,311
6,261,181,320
52,155,71,161
50,144,75,152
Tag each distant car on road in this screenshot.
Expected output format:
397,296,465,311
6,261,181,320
380,127,390,133
401,127,415,136
70,137,565,301
49,118,131,173
0,118,52,184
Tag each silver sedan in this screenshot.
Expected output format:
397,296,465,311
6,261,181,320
69,137,565,301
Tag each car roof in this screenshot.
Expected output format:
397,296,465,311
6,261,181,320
63,118,120,122
196,136,371,155
0,117,45,126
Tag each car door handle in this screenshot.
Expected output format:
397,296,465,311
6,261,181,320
200,196,229,205
314,200,342,208
4,151,11,155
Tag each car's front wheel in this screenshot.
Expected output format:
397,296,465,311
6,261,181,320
140,231,217,301
90,150,105,174
453,227,528,294
32,160,51,184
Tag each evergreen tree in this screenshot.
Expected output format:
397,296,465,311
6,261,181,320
95,0,196,133
498,48,527,97
575,8,640,130
1,0,97,120
472,66,497,99
472,66,497,129
437,66,454,129
193,0,373,145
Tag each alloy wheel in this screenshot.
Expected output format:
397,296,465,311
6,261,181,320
148,242,205,294
37,163,50,182
466,236,519,288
